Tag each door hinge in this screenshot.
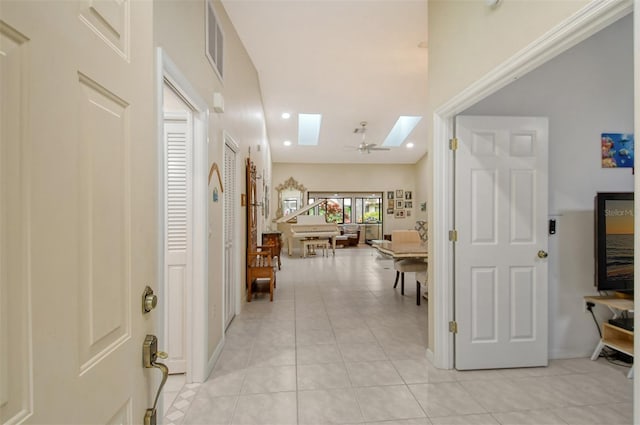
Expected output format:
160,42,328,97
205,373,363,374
449,230,458,242
449,321,458,334
449,138,458,150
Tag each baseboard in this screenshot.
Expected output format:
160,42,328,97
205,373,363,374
548,348,593,360
426,348,436,364
206,337,226,379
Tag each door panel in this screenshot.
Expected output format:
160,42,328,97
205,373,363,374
455,116,548,370
0,20,31,423
224,141,237,328
164,114,191,374
1,1,156,423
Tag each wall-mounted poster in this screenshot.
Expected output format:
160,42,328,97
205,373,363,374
602,133,634,168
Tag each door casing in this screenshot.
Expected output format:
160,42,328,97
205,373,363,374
431,1,634,371
156,48,209,383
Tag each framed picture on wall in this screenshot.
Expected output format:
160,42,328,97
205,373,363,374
405,201,413,209
405,191,412,200
387,191,394,199
407,210,412,217
396,189,403,198
387,208,394,214
396,200,404,209
387,199,394,208
395,210,405,218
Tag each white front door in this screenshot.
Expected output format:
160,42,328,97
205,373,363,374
455,116,549,370
1,2,158,423
163,112,193,374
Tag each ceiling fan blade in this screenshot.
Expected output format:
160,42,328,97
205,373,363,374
368,147,391,151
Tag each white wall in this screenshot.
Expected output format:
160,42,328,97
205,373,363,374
271,163,420,235
154,0,272,366
464,14,634,358
424,0,590,352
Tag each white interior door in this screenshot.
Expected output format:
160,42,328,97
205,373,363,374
163,112,193,374
1,2,157,423
455,115,549,370
223,140,238,328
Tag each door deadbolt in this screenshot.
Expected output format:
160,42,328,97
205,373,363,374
142,286,157,313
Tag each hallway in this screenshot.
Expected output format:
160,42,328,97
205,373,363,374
165,247,632,425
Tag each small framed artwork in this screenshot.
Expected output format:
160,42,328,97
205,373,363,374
387,199,394,208
396,200,404,209
396,189,403,198
387,191,394,199
405,191,412,200
420,202,426,212
405,201,413,209
602,133,634,168
395,210,405,218
407,210,412,217
387,208,394,214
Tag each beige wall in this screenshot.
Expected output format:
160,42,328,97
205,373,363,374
271,163,421,235
424,0,591,354
154,0,271,363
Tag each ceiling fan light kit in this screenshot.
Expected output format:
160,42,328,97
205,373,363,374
349,121,391,154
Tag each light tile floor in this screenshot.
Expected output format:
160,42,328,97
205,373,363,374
165,246,633,425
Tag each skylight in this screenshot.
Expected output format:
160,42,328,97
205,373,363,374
382,116,422,147
298,113,322,146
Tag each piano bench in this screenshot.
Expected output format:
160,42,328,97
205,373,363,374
302,238,330,258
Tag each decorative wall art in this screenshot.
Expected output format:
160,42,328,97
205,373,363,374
387,199,394,209
396,189,403,198
405,191,412,200
405,201,413,209
420,202,426,212
602,133,634,168
387,191,394,199
395,210,405,218
396,200,404,209
387,208,394,214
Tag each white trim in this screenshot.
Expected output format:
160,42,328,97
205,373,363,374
157,48,210,383
206,337,225,380
633,2,639,424
432,0,633,370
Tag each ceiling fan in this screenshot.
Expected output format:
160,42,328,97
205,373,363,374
348,121,391,154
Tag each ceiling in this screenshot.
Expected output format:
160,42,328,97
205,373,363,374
221,1,429,164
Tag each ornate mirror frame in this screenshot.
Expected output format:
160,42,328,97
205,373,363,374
274,177,307,219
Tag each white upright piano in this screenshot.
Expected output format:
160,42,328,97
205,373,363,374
276,199,340,256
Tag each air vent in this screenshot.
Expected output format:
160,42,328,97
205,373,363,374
206,0,224,81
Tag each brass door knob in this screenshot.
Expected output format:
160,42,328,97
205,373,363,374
537,250,548,259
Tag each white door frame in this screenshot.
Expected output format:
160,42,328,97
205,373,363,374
156,48,209,383
431,0,633,370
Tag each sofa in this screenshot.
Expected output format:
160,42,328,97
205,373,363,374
335,224,360,247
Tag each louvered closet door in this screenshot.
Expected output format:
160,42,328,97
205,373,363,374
224,141,237,328
164,112,193,374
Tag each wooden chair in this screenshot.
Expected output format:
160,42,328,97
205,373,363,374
247,248,276,302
